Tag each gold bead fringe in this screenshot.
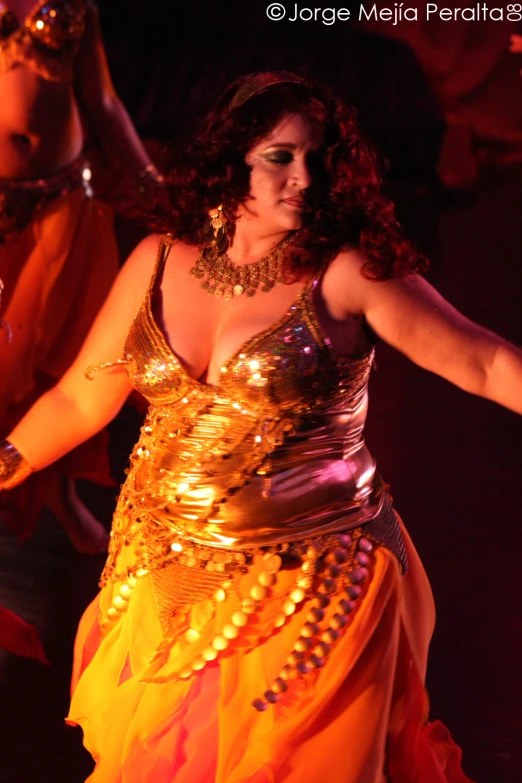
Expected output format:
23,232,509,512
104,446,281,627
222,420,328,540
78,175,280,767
100,530,376,712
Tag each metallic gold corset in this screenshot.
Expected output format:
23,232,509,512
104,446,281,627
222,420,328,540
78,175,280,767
0,0,87,81
98,239,383,584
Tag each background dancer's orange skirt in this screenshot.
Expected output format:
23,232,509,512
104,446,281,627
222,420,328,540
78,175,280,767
68,522,474,783
0,185,119,538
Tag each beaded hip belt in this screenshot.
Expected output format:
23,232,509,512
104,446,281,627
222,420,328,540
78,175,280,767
0,157,92,242
101,493,407,713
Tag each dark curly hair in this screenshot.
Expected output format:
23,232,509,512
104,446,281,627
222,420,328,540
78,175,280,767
155,71,427,280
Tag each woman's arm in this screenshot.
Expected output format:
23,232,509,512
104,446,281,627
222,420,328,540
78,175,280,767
323,250,522,415
3,235,162,477
73,3,160,183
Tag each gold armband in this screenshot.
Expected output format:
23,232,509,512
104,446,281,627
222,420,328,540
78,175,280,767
0,441,33,490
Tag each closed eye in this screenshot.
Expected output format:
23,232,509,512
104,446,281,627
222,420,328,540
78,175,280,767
260,151,294,165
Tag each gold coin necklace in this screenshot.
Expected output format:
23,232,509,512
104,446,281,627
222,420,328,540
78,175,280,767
190,234,295,301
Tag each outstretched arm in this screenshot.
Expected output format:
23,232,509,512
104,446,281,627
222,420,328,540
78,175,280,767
2,235,162,482
323,250,522,415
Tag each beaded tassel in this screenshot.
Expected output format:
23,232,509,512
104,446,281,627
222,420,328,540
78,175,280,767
174,551,285,678
101,569,147,633
252,534,375,711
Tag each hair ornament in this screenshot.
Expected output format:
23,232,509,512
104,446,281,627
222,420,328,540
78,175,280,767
229,72,306,111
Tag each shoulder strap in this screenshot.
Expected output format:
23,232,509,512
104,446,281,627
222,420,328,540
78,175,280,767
147,234,173,295
301,257,330,302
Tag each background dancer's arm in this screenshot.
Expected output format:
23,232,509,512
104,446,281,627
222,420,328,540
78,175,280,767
74,3,160,182
2,236,161,481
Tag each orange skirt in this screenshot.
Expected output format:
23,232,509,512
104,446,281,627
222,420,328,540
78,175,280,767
0,184,118,537
68,522,474,783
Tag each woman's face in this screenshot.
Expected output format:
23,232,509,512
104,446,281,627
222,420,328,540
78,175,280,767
240,113,323,234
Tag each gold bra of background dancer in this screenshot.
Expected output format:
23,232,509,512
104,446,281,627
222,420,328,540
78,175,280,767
189,233,296,300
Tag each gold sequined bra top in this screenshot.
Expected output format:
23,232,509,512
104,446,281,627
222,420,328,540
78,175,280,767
94,238,407,586
0,0,88,81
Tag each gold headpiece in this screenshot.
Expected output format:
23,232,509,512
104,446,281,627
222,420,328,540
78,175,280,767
229,72,306,111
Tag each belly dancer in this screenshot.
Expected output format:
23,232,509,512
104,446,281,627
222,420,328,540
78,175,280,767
0,0,162,551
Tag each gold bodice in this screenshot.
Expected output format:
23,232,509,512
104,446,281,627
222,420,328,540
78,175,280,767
89,239,408,702
98,239,386,585
0,0,88,81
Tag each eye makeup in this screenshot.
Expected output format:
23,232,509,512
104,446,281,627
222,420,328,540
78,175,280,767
259,149,295,165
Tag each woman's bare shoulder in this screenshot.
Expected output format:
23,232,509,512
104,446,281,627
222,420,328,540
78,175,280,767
321,247,371,317
108,233,164,310
327,245,367,276
322,246,423,318
119,233,190,283
119,235,198,298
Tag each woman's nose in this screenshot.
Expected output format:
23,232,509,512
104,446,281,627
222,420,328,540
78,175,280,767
289,158,312,190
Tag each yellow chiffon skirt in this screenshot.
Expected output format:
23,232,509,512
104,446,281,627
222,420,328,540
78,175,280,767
0,186,117,413
68,521,474,783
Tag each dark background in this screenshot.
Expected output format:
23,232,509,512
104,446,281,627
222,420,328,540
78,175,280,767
1,2,522,781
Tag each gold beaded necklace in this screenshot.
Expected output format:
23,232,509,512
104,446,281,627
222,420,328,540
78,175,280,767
190,234,295,301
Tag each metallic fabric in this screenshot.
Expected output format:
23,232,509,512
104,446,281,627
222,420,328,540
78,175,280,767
0,0,87,81
94,239,407,588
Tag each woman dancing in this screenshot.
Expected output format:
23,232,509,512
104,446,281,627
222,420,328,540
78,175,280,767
0,0,161,551
1,71,520,781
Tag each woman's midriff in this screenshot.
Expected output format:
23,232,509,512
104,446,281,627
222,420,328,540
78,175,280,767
0,66,83,177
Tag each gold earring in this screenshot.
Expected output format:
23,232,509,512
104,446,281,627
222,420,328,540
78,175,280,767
204,205,229,252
